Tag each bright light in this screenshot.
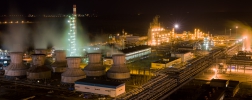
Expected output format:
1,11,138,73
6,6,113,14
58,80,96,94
175,24,179,28
67,15,78,56
243,36,247,39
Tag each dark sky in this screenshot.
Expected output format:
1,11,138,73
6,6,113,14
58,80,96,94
1,0,252,35
1,0,252,15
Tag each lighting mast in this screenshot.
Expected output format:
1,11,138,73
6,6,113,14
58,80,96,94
68,5,78,56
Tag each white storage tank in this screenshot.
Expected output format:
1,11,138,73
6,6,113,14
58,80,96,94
4,52,28,79
107,54,130,80
61,57,86,84
51,50,67,73
27,54,51,80
83,53,106,77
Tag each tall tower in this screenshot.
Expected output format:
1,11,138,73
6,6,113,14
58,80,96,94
67,5,78,56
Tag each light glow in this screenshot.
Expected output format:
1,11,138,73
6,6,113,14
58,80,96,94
67,16,78,56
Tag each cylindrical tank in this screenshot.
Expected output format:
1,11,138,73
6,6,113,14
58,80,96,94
4,52,28,79
51,50,67,73
61,57,86,84
107,54,130,80
83,53,106,77
27,54,51,80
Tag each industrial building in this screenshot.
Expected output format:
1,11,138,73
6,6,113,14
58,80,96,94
103,45,151,65
75,79,125,97
51,50,67,73
120,45,151,61
107,54,130,80
151,57,181,69
147,15,171,46
4,52,28,79
83,53,106,77
171,50,193,62
27,54,51,80
61,57,86,84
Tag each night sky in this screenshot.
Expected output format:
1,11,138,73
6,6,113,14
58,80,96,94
1,0,252,35
1,0,252,14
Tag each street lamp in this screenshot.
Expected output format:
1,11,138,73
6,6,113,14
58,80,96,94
229,29,232,37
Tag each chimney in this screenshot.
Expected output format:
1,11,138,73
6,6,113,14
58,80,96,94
73,5,76,15
83,53,105,77
67,57,81,68
4,52,28,79
107,54,130,80
61,57,86,84
55,50,66,62
51,50,67,73
88,53,101,63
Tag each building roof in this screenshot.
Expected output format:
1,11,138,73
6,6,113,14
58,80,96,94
75,79,125,89
171,50,191,54
120,45,151,54
228,80,239,88
103,57,112,59
210,79,229,83
197,84,225,100
153,57,179,64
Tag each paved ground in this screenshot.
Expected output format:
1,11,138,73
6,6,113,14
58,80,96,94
195,65,252,82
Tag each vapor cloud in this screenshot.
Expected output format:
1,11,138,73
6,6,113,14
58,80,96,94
228,21,251,50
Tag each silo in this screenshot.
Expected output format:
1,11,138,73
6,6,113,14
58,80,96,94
107,54,130,80
27,54,51,80
4,52,28,79
83,53,105,77
51,50,67,73
61,57,86,84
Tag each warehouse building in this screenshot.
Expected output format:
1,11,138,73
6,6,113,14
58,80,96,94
151,57,181,69
171,50,193,62
75,79,125,97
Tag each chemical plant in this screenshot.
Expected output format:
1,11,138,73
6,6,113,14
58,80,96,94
0,4,252,100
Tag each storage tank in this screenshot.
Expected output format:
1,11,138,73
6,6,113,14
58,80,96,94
107,54,130,80
4,52,28,79
51,50,67,73
83,53,105,77
27,54,51,80
61,57,86,84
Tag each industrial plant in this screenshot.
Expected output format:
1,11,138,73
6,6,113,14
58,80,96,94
0,3,252,100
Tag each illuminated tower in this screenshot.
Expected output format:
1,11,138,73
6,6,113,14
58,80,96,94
67,5,78,56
